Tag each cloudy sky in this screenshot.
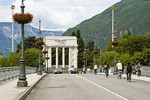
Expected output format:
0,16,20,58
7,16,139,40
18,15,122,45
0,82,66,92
0,0,121,31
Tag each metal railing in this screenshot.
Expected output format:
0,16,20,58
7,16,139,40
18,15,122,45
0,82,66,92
0,66,37,82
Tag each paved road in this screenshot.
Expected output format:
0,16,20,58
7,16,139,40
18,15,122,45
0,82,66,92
25,74,150,100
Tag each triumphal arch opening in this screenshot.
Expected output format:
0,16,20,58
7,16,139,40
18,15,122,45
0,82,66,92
43,36,78,70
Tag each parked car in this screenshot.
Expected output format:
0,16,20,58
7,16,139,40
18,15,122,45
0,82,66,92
54,68,62,74
69,68,77,74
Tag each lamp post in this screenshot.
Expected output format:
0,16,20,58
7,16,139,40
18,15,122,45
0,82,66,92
37,20,42,75
17,0,28,87
11,5,15,52
111,6,117,74
111,6,115,42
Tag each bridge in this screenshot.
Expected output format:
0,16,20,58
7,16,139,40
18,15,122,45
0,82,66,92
0,72,150,100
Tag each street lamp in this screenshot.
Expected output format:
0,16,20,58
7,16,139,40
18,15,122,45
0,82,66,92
37,20,42,75
111,6,115,42
17,0,28,87
111,6,117,74
11,5,15,52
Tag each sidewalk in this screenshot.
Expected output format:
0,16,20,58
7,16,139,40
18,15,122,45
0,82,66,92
97,72,150,82
122,74,150,82
0,73,47,100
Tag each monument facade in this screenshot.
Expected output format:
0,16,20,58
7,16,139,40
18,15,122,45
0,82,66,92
43,36,78,69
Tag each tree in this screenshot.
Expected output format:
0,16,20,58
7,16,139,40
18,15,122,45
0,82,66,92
118,53,131,66
71,31,76,36
0,57,11,67
98,51,117,67
86,40,95,51
75,30,85,68
17,36,38,52
8,52,20,66
24,48,41,67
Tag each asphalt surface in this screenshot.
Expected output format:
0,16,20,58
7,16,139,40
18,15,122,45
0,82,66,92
25,74,150,100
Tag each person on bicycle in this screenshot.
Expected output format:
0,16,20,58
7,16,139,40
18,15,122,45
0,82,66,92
103,62,109,78
94,65,98,75
126,62,132,82
135,62,141,77
116,61,123,79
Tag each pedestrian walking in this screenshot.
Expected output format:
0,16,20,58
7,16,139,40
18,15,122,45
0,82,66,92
116,61,123,79
103,62,109,78
94,65,98,75
126,63,132,82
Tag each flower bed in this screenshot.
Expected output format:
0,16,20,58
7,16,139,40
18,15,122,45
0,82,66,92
82,56,87,59
13,13,33,24
110,40,119,46
45,57,50,59
42,50,48,54
92,49,99,54
35,40,45,46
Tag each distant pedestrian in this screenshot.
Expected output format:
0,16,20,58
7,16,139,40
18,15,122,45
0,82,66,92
94,65,98,75
99,65,102,73
135,63,141,77
103,62,109,78
116,61,123,79
126,63,132,82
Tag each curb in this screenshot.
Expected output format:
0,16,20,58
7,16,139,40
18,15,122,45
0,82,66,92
17,73,48,100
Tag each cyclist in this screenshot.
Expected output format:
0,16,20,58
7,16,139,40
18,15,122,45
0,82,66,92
103,62,109,78
94,65,98,75
116,61,123,79
135,63,141,77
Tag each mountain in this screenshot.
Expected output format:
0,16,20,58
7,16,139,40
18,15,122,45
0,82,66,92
63,0,150,49
0,22,63,57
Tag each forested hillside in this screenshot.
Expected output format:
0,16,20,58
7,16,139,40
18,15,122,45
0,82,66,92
63,0,150,49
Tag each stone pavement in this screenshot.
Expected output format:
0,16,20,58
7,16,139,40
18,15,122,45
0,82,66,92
0,73,47,100
0,73,149,100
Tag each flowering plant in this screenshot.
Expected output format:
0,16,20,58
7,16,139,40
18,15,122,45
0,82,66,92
42,50,48,54
82,60,86,62
82,56,87,59
35,40,45,46
92,49,99,54
13,13,33,24
110,40,119,46
45,57,50,59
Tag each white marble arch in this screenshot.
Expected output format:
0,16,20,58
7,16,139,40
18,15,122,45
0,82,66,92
43,36,78,69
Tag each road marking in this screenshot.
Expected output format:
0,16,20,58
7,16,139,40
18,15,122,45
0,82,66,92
76,75,128,100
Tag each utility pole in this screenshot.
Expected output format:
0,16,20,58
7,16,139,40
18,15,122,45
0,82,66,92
11,5,15,52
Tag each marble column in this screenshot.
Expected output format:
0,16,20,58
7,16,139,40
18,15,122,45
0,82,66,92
49,47,52,68
56,47,58,68
69,47,71,69
62,47,65,68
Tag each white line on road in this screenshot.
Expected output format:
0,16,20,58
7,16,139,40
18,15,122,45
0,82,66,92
76,75,128,100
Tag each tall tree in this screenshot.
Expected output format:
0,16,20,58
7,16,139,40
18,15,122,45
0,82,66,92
17,36,38,52
75,29,85,68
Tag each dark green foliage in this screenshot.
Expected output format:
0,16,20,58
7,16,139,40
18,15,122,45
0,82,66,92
86,40,95,51
24,48,39,67
63,0,150,50
17,36,38,52
71,30,85,68
116,35,150,55
8,52,20,66
100,34,150,66
0,48,42,67
71,31,76,36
